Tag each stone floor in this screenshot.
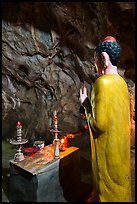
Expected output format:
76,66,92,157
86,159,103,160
2,141,135,202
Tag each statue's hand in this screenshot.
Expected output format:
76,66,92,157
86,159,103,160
80,85,88,104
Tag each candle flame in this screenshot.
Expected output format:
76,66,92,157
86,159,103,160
61,138,64,144
17,121,21,127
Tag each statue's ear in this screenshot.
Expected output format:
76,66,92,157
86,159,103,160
101,52,110,67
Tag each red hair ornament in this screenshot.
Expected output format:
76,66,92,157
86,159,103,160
100,36,117,43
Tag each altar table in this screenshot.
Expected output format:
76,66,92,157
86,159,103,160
9,145,81,202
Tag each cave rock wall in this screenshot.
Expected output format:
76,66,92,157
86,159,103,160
2,2,135,146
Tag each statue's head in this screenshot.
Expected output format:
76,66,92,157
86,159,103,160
95,36,122,66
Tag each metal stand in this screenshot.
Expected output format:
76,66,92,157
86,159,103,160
10,139,28,162
50,129,60,158
54,138,60,158
9,122,28,162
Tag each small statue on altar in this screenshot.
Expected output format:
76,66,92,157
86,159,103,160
80,36,132,202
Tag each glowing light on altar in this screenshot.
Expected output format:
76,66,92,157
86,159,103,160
61,138,64,144
60,138,65,151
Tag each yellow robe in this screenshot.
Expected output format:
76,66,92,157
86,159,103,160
85,74,132,202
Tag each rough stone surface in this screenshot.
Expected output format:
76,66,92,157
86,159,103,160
2,2,135,147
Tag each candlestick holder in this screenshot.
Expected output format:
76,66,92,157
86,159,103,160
9,121,28,162
50,129,60,158
50,129,61,139
50,110,61,158
54,138,60,158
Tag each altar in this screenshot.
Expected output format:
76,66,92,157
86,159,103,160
9,145,83,202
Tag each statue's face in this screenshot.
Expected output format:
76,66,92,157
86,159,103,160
94,52,104,74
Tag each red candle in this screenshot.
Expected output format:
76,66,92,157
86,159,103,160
64,136,68,148
16,121,22,141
